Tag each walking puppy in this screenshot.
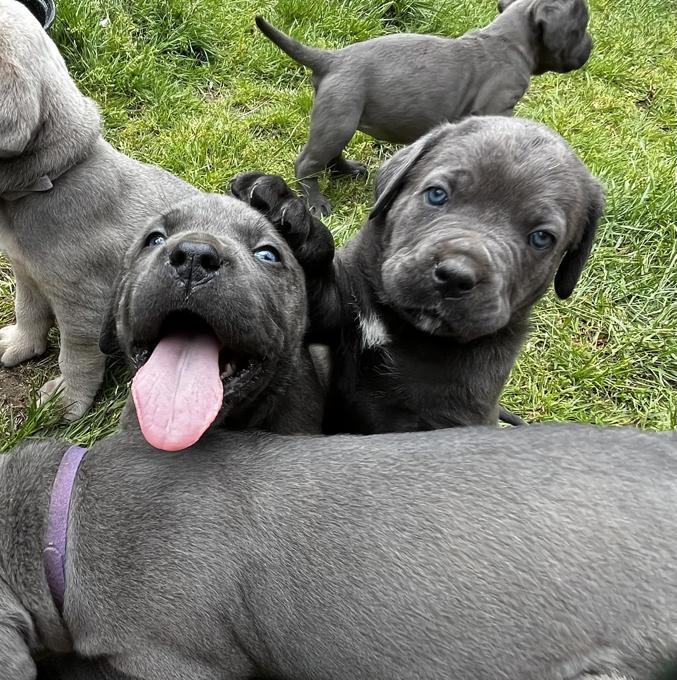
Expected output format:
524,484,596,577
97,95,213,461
5,424,677,679
232,117,604,434
256,0,593,215
99,193,324,449
0,0,197,419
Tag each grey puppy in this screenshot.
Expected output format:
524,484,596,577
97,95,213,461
3,424,677,679
0,0,197,419
232,116,604,434
98,193,324,449
256,0,593,215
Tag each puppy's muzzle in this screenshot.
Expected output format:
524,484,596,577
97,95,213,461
433,258,478,298
429,235,491,300
169,240,221,289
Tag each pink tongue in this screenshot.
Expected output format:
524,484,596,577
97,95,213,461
132,333,223,452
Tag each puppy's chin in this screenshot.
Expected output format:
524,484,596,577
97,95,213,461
390,294,513,343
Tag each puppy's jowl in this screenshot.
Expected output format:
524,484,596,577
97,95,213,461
233,117,604,434
0,0,197,419
100,193,324,450
257,0,593,214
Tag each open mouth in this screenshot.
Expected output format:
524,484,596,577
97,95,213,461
130,311,262,452
133,311,254,382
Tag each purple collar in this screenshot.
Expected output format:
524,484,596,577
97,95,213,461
43,445,88,615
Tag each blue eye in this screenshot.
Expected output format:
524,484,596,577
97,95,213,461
144,232,166,248
528,230,556,250
253,246,281,263
424,186,449,206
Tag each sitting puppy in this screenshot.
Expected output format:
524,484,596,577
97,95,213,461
256,0,593,214
99,193,324,449
232,117,604,434
0,0,197,419
5,424,677,679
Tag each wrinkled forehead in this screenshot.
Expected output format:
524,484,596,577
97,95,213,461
163,195,280,243
414,126,584,214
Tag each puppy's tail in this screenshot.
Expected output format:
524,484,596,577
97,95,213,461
255,16,331,73
498,406,527,426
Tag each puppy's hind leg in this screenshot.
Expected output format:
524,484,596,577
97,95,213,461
38,327,105,421
296,83,364,217
0,267,52,366
328,153,368,179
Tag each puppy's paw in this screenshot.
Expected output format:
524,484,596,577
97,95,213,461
231,173,335,270
38,376,92,421
0,324,47,366
308,193,333,217
329,157,368,178
230,172,296,207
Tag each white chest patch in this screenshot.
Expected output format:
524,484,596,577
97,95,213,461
358,310,391,350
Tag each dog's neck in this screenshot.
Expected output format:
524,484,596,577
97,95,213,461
478,5,539,74
0,443,73,654
0,93,101,200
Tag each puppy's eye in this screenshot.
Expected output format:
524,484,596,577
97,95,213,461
144,232,166,248
253,246,281,263
528,230,556,250
423,186,449,207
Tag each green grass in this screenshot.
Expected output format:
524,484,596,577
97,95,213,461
0,0,675,449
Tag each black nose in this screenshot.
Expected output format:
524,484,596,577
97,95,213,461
170,241,221,285
433,260,477,298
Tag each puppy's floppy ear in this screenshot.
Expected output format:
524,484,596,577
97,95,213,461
0,61,41,157
497,0,518,12
369,125,450,221
554,178,604,299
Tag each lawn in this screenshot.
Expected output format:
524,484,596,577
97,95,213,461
0,0,675,449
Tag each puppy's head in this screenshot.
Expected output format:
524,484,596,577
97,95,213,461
369,117,604,343
498,0,592,74
100,193,309,451
0,0,99,190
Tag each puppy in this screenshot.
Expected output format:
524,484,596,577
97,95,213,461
256,0,593,214
0,0,197,419
99,193,324,450
5,424,677,679
232,117,604,434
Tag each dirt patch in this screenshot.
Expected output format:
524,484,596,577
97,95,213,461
0,343,59,427
0,364,40,411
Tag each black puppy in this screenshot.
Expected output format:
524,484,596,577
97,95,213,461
100,193,324,449
232,117,604,434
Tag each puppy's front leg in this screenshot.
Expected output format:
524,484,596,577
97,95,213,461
38,328,105,421
0,267,52,366
0,626,36,680
0,600,38,680
230,172,335,270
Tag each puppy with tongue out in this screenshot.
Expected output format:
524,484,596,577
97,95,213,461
100,193,325,450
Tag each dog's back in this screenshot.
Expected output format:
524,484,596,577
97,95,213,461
12,425,677,679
